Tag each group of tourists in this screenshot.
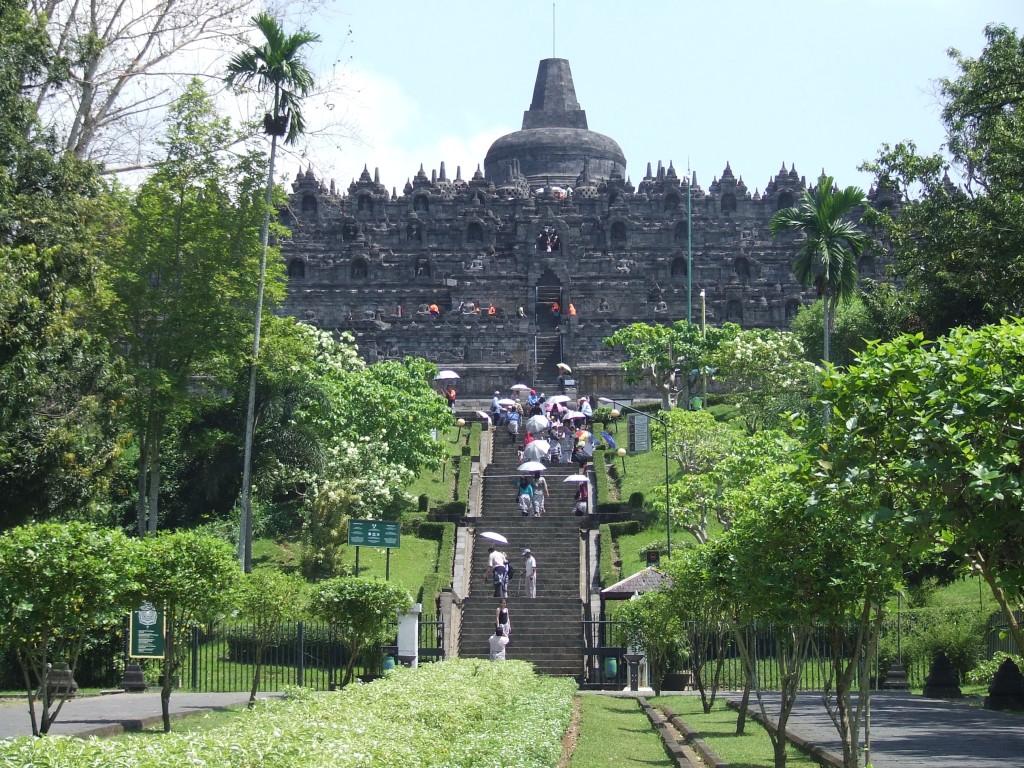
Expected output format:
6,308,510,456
486,548,538,661
483,547,538,602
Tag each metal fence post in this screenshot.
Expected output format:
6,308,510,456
297,620,305,688
191,626,200,690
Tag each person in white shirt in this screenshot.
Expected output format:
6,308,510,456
488,626,509,660
484,547,508,597
522,548,537,598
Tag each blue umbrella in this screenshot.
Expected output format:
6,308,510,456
601,432,617,451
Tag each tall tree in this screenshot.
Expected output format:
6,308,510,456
0,3,125,528
103,79,270,536
863,25,1024,336
823,319,1024,652
769,177,870,364
25,0,254,168
711,327,820,432
227,12,319,572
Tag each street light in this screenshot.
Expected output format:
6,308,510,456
599,398,672,558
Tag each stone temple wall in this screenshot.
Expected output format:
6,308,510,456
277,161,895,397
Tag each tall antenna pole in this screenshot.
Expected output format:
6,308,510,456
687,157,693,324
552,3,556,57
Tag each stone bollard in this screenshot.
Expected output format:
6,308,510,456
922,652,962,699
119,662,148,692
984,658,1024,711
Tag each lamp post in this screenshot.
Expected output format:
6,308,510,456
599,398,672,558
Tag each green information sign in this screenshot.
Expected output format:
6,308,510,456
348,520,401,548
129,601,165,658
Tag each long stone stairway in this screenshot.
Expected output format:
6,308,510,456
458,426,585,677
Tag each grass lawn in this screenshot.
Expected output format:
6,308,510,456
405,423,479,505
341,535,438,594
252,532,438,599
654,694,820,767
568,694,674,767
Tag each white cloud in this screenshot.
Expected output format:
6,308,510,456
295,66,513,194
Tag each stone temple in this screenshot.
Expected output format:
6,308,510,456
279,58,893,396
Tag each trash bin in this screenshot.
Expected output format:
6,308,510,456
604,656,618,680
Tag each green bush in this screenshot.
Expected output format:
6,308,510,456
599,523,618,588
627,492,645,509
593,448,610,501
636,540,667,560
430,501,467,518
469,422,482,456
455,455,471,501
966,652,1024,686
418,494,429,512
418,522,456,613
608,521,640,538
879,606,989,682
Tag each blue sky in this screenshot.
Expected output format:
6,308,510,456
286,1,1022,196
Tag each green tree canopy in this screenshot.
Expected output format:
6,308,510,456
863,24,1024,336
0,6,124,529
603,320,737,410
310,576,412,687
0,523,139,735
822,319,1024,651
769,176,870,364
102,80,272,536
137,530,240,731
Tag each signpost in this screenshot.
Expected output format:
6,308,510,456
348,520,401,579
129,601,165,658
629,413,651,452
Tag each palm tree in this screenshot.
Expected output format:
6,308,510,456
226,13,319,572
769,176,869,364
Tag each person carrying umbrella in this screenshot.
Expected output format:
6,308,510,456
531,471,549,517
483,547,508,598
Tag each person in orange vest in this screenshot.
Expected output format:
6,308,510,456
428,303,440,316
568,303,576,317
487,304,496,316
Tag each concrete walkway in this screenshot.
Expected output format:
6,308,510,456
728,691,1024,768
0,691,276,739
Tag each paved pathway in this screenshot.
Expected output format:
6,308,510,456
0,692,275,739
729,691,1024,768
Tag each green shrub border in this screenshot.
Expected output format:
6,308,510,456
599,523,618,588
455,455,471,500
416,521,456,615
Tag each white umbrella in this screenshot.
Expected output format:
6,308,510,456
525,415,550,433
522,441,550,461
434,370,460,380
563,474,589,483
548,395,572,404
517,461,547,473
556,362,572,373
510,383,531,392
498,398,516,406
562,410,586,420
479,531,509,545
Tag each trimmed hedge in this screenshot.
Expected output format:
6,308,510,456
455,455,471,501
608,521,641,538
598,523,618,588
469,422,482,457
416,522,456,614
429,501,466,519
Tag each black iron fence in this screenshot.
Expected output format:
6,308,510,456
581,615,1012,691
2,619,445,693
